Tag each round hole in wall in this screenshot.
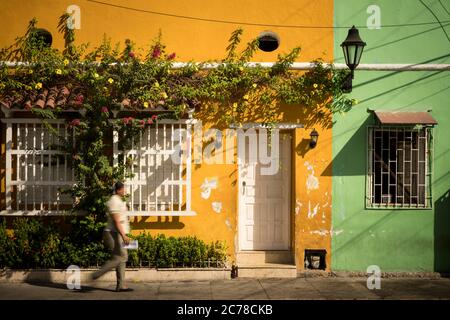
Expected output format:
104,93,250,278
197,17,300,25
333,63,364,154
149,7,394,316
257,31,280,52
30,28,53,47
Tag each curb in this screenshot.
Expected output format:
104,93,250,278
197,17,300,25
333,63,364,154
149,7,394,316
0,268,232,283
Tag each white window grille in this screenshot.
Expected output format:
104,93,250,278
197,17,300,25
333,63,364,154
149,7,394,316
1,119,76,215
367,126,433,208
113,119,196,216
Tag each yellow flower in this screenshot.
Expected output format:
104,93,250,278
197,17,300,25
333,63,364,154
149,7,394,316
154,82,159,88
28,69,33,74
313,83,318,88
63,59,69,66
107,78,114,84
239,66,244,72
167,70,171,75
94,73,99,78
35,82,42,90
162,92,168,99
103,86,108,91
252,83,257,88
143,102,149,108
232,102,238,109
55,69,62,75
243,94,249,100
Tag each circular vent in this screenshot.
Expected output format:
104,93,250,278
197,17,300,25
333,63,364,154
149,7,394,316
257,31,280,52
31,28,53,47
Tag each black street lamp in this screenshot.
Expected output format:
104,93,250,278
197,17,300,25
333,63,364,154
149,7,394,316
309,129,319,148
340,25,366,92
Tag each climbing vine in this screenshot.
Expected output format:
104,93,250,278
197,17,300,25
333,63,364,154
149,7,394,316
0,14,355,222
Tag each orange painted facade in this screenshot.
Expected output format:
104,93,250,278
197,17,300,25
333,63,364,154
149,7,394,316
0,0,334,271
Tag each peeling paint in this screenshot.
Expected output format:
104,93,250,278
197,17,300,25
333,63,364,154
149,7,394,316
309,228,344,237
307,202,320,219
305,161,319,192
295,199,302,215
212,201,222,213
200,177,218,199
310,229,328,236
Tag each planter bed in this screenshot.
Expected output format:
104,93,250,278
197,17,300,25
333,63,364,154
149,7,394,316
0,267,231,283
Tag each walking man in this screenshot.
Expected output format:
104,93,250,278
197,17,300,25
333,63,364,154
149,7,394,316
91,182,133,292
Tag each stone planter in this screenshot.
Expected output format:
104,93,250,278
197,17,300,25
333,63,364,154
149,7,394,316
0,267,231,283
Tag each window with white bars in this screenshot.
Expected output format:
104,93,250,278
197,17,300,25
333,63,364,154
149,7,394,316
367,126,433,208
113,120,195,216
1,119,76,215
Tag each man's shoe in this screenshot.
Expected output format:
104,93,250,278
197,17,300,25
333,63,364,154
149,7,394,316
116,287,134,292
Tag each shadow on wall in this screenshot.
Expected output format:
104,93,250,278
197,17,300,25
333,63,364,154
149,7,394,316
321,116,373,176
131,216,185,230
435,189,450,272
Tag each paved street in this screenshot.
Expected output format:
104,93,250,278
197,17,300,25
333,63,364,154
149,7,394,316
1,277,450,300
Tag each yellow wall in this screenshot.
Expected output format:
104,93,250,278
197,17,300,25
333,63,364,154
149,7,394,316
0,0,334,270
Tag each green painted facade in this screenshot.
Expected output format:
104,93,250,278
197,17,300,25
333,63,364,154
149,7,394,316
332,0,450,271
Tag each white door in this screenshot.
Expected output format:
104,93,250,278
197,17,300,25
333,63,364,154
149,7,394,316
238,132,291,250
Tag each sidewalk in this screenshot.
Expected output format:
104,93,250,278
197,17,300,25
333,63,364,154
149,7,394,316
1,277,450,300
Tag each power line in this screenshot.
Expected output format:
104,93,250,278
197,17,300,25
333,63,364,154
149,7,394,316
420,0,450,41
86,0,450,29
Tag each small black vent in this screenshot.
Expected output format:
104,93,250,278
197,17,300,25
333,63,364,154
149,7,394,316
257,31,280,52
304,249,327,270
31,28,53,47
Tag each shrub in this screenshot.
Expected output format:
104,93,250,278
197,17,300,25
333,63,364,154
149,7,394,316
0,218,228,269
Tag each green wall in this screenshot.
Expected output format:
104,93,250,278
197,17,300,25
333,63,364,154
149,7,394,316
332,0,450,271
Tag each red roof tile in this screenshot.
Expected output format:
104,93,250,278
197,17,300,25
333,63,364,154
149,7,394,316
0,86,168,111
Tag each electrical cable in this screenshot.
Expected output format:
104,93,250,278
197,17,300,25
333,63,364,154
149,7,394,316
86,0,450,30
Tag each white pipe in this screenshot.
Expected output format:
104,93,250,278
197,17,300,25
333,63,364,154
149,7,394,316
1,61,450,71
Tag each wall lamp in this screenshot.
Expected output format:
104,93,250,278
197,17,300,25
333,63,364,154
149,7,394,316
309,129,319,148
340,25,366,93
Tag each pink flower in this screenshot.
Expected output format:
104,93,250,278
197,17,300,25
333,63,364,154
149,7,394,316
123,117,134,125
152,46,161,58
167,52,176,60
151,115,158,121
147,119,153,125
140,120,145,128
128,51,135,58
157,100,165,105
101,106,109,113
74,94,84,105
70,119,81,126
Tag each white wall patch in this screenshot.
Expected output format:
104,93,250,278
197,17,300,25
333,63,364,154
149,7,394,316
200,177,218,199
212,202,222,213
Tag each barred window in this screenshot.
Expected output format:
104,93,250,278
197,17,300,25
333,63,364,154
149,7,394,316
1,119,75,215
114,120,196,216
367,126,432,208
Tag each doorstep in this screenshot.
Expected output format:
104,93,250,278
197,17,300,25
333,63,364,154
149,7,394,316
0,268,231,283
237,263,297,278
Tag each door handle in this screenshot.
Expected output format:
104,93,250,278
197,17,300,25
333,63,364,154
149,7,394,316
242,181,246,194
